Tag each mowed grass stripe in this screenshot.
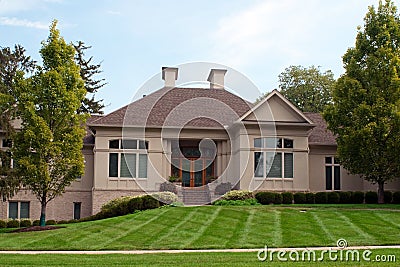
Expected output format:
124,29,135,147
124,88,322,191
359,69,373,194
272,210,282,248
334,211,375,243
245,207,281,247
309,211,336,243
374,212,400,229
236,209,256,247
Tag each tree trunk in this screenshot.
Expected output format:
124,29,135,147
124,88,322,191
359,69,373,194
378,181,385,204
40,200,46,227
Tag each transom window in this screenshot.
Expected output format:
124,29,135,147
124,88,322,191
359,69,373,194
108,139,148,178
254,137,294,179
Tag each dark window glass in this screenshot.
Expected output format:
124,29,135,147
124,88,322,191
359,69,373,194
121,140,137,149
8,202,18,219
109,140,120,149
325,157,332,164
120,153,136,178
74,202,81,220
267,152,282,178
254,138,262,148
325,166,332,190
284,153,293,178
171,159,180,177
20,202,30,219
254,152,263,177
334,166,341,190
138,154,147,178
109,153,118,177
284,139,293,148
139,140,148,149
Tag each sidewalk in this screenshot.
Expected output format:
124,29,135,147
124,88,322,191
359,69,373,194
0,245,399,254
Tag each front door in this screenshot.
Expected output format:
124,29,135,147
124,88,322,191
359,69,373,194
174,158,214,187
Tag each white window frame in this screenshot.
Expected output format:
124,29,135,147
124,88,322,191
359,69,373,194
253,137,294,179
108,139,148,179
8,201,30,219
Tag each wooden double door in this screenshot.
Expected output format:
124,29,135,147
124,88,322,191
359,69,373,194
171,157,214,187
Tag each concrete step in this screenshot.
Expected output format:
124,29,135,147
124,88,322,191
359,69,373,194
181,187,211,206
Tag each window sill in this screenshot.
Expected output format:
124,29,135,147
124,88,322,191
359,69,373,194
108,177,147,181
254,177,294,180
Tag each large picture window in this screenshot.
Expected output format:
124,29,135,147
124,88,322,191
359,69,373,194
108,139,148,178
254,138,294,178
8,202,30,219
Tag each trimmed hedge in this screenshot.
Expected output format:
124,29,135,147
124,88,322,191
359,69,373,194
339,192,352,204
305,193,315,204
315,192,328,204
20,220,32,228
327,192,340,204
213,199,259,206
294,193,306,204
221,190,254,201
0,220,6,228
46,220,56,225
128,197,143,213
32,220,40,226
274,193,283,204
255,192,276,205
282,192,293,204
384,191,393,204
351,191,364,204
365,191,378,204
152,192,178,205
393,191,400,204
7,220,19,228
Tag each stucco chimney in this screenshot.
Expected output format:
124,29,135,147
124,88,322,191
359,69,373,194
162,67,178,87
207,69,227,89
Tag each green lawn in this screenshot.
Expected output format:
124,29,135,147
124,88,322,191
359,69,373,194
0,249,398,267
0,205,399,251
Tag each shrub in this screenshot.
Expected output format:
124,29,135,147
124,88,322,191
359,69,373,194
221,190,254,201
215,182,232,195
274,193,283,204
351,191,364,204
365,191,378,204
101,196,134,217
46,220,56,225
339,192,352,204
67,219,78,224
152,192,178,205
255,192,275,205
294,192,306,204
282,192,293,204
32,220,40,226
20,220,32,228
393,191,400,204
305,193,315,204
0,220,6,228
159,182,178,194
57,220,69,225
384,191,393,204
128,197,144,213
213,198,259,206
170,201,184,207
327,192,340,204
7,220,19,228
315,192,328,204
141,195,160,210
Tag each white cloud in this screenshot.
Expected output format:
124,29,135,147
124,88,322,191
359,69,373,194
0,16,49,29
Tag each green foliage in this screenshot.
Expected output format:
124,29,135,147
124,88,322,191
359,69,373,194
32,220,40,226
384,191,393,203
293,192,306,204
7,220,19,228
0,220,6,228
20,220,32,228
305,193,315,204
151,192,178,205
159,182,177,194
221,190,254,201
45,220,56,226
282,192,293,204
327,192,340,204
212,199,260,206
128,197,144,213
393,191,400,203
274,193,283,204
339,192,352,204
351,191,365,204
141,195,160,210
255,192,276,205
323,0,400,203
315,192,328,204
214,182,232,195
365,191,378,204
278,65,335,112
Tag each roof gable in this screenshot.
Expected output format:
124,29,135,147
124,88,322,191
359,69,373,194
240,90,313,124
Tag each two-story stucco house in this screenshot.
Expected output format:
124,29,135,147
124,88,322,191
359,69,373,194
1,67,399,221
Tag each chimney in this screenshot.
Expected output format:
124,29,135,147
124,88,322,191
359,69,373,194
162,67,178,87
207,69,227,89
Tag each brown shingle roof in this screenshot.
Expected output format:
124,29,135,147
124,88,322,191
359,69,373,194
83,114,103,145
90,87,253,128
304,112,336,146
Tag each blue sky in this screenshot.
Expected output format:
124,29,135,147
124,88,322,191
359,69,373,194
0,0,397,113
